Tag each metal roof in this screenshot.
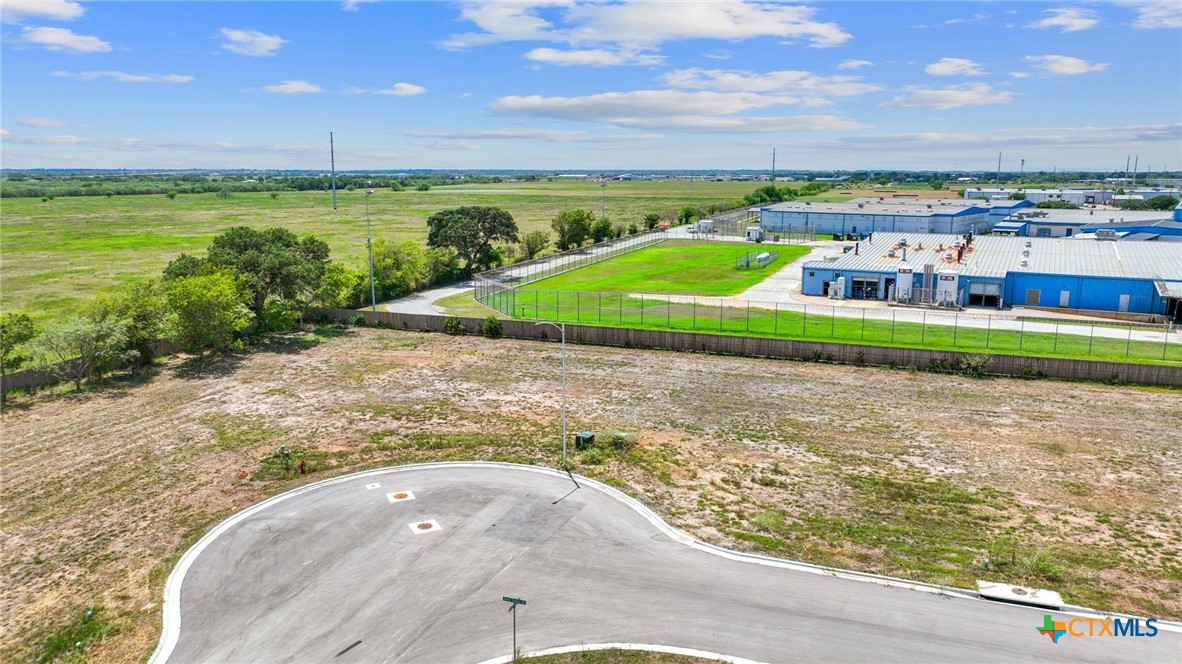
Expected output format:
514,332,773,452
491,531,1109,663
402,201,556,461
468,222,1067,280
845,197,1023,210
763,201,989,217
1007,209,1173,224
802,232,1182,281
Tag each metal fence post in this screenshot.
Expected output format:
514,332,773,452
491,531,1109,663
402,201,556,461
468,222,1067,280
890,309,895,342
1163,327,1170,360
667,298,671,329
774,302,779,335
1019,319,1025,350
1088,323,1094,355
618,293,622,324
1053,322,1059,353
920,311,926,343
719,298,724,332
831,305,835,338
862,309,866,341
952,313,958,346
1126,326,1132,357
803,305,808,336
598,292,602,322
693,298,697,329
640,294,645,325
747,302,751,333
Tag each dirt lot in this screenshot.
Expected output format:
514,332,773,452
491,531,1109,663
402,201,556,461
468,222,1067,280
2,326,1180,662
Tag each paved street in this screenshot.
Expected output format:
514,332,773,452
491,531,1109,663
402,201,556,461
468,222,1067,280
156,464,1179,663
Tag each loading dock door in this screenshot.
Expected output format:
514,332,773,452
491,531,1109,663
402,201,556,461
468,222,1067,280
1025,289,1041,306
1059,291,1070,308
968,282,1001,307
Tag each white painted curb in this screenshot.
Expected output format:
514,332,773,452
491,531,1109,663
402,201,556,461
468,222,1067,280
150,462,1182,663
476,642,765,664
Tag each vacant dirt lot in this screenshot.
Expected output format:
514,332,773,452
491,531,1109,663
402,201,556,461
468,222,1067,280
2,326,1180,662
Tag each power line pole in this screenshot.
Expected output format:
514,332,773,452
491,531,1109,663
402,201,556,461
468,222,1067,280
330,132,338,210
995,151,1002,186
771,147,776,183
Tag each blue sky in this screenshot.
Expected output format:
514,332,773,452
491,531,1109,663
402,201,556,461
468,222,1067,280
2,0,1179,171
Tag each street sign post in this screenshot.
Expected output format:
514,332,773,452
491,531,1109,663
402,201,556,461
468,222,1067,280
502,597,526,661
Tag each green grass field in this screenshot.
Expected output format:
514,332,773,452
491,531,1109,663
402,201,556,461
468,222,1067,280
527,240,810,296
3,180,831,321
479,289,1182,365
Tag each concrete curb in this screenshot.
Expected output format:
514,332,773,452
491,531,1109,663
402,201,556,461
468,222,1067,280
149,461,1182,663
476,642,766,664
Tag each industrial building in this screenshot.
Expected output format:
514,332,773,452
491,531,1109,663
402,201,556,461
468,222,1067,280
758,198,1030,236
800,232,1182,319
961,187,1115,206
992,208,1179,238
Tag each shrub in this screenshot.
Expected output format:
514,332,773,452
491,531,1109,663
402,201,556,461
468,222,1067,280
256,300,300,334
482,315,502,338
604,430,636,450
443,317,465,335
349,312,367,327
165,191,177,200
960,353,992,377
269,192,280,199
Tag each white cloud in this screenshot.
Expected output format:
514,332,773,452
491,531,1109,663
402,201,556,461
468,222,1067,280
347,83,426,96
830,123,1182,151
1026,8,1099,32
879,83,1014,110
442,1,851,51
219,28,286,56
1024,55,1109,75
409,140,481,151
704,49,731,60
55,70,194,83
1115,1,1182,29
403,129,663,143
1,0,83,24
944,12,990,25
662,68,880,96
2,133,90,145
1010,71,1032,79
341,0,377,12
375,83,426,96
261,80,322,94
924,57,985,76
525,47,664,67
490,89,866,133
837,59,873,70
21,26,110,53
18,117,66,128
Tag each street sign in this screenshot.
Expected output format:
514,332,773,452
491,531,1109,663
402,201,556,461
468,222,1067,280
502,596,526,606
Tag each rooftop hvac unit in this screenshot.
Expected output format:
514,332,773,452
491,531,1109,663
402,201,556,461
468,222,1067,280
1022,249,1030,257
899,238,908,246
1020,259,1029,267
887,248,896,257
944,252,955,261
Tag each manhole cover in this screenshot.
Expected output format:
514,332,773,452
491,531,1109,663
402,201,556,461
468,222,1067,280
395,493,409,500
408,519,441,534
387,490,415,503
1012,588,1028,596
417,522,433,530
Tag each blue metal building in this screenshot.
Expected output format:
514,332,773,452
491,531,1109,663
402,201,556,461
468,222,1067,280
760,199,1030,236
800,232,1182,319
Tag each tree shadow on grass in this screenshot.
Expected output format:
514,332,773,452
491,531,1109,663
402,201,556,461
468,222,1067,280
172,351,246,380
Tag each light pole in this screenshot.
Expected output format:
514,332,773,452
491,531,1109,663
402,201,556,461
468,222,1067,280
365,183,377,312
535,321,567,470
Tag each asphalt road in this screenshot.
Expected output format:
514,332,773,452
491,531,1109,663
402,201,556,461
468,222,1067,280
156,463,1181,663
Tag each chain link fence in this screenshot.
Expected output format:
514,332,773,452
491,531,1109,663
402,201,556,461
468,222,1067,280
474,228,668,304
476,289,1181,363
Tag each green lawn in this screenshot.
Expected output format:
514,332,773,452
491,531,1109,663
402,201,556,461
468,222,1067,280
479,290,1182,365
2,180,799,322
526,240,810,297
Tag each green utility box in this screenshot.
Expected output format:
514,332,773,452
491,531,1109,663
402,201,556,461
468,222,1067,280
575,432,595,450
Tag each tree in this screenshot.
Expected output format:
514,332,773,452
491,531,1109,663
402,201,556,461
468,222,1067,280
373,238,428,299
163,253,206,281
314,262,365,309
930,180,946,190
1144,195,1178,211
1035,200,1079,209
677,205,698,224
1,313,37,404
643,213,661,230
86,281,167,367
613,222,628,239
166,273,253,364
425,247,462,286
204,227,330,319
590,217,614,243
520,230,550,260
426,206,519,275
551,209,594,251
1008,192,1026,200
34,317,134,391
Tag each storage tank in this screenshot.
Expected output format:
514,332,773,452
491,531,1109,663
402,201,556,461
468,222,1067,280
935,270,959,305
834,276,846,299
896,267,913,300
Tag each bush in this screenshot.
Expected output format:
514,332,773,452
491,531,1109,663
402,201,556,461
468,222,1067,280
604,430,636,450
960,354,992,377
256,300,300,334
350,312,367,327
165,191,177,200
443,317,465,335
482,315,502,338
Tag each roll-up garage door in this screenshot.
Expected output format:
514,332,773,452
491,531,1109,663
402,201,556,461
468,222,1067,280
969,282,1001,296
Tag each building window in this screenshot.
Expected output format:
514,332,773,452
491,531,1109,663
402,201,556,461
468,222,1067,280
809,271,815,277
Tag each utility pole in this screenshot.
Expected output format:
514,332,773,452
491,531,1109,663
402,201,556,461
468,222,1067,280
330,132,338,210
995,152,1002,186
365,184,377,312
1020,158,1025,180
1132,155,1139,186
1125,155,1131,185
600,179,607,220
771,147,776,183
